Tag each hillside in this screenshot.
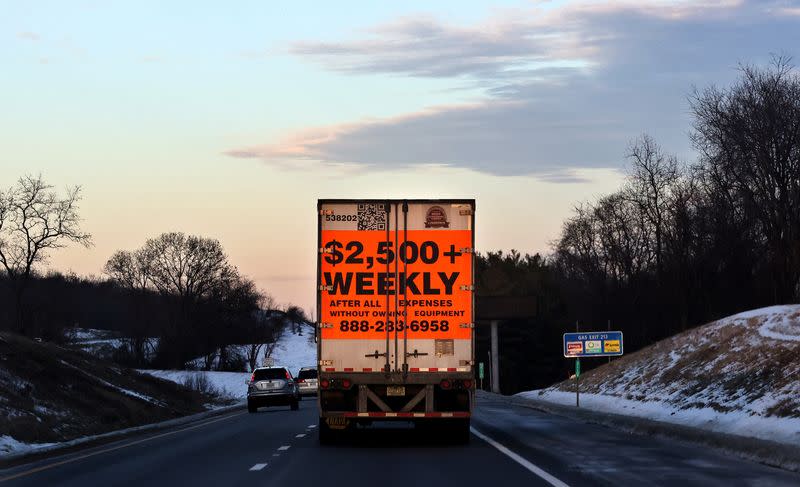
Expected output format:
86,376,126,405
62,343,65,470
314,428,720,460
0,332,217,456
141,323,317,400
519,306,800,445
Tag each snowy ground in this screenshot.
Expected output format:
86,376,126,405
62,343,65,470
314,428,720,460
140,325,317,401
519,305,800,446
65,327,158,361
140,370,251,400
0,435,56,456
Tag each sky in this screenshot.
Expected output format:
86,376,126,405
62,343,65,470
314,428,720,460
3,0,800,313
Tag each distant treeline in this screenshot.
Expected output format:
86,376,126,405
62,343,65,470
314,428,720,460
0,232,308,370
477,57,800,393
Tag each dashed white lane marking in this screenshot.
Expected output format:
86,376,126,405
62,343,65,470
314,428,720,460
470,427,571,487
272,454,281,457
249,463,268,471
308,424,317,429
278,445,291,451
0,412,246,483
296,433,306,438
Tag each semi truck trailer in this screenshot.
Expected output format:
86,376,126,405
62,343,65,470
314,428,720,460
316,199,475,443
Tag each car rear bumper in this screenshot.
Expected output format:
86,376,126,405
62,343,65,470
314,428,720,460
248,392,296,406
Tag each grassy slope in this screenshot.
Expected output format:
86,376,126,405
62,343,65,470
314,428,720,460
543,306,800,419
0,332,213,447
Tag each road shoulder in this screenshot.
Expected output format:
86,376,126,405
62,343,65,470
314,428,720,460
480,391,800,473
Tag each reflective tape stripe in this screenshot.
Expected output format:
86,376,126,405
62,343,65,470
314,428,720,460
322,367,470,372
339,412,470,418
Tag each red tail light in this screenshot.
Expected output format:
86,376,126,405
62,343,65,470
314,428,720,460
341,379,352,389
320,379,330,389
285,370,291,380
250,372,255,383
462,379,473,389
297,378,305,383
440,379,452,390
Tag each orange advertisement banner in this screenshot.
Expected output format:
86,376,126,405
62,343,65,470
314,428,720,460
320,230,473,340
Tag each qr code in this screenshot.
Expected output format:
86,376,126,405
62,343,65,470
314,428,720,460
358,204,386,231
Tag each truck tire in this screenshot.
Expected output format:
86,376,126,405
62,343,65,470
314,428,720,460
318,417,334,445
247,400,257,414
451,418,471,444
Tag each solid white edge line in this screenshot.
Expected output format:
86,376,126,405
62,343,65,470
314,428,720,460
470,427,571,487
249,463,268,471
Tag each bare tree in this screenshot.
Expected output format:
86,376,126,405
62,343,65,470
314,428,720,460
0,175,91,334
104,249,153,290
285,305,308,334
625,134,679,280
143,232,231,301
245,294,276,371
104,248,155,364
690,55,800,302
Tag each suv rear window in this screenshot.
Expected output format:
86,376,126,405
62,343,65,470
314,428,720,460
253,368,288,381
298,369,318,379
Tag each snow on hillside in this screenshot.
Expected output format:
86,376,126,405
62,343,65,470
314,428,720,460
1,435,56,456
65,327,158,361
141,370,251,400
141,324,316,400
519,305,800,445
270,325,316,374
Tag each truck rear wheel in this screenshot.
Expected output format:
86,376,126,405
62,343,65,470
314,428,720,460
318,417,335,445
451,419,471,444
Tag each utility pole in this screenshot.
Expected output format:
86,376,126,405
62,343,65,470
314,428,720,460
490,320,500,394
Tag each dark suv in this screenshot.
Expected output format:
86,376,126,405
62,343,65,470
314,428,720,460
247,366,300,412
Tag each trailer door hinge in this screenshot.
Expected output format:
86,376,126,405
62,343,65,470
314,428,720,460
459,285,475,291
459,360,475,366
319,322,333,329
319,209,334,215
319,359,333,366
319,247,332,254
459,209,474,216
459,323,474,329
319,285,333,292
459,247,474,254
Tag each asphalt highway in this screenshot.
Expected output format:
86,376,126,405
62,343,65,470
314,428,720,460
1,394,798,487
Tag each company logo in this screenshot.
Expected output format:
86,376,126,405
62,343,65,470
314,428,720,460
604,340,621,353
425,206,450,228
585,340,602,354
566,342,583,355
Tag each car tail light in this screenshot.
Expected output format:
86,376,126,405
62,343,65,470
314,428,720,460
440,379,452,390
285,370,291,380
462,379,473,389
297,378,305,383
341,379,352,389
320,379,330,389
250,372,255,383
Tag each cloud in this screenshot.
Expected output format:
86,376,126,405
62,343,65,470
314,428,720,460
17,31,40,41
227,0,800,179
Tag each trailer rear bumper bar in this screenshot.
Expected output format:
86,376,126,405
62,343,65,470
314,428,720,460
333,411,470,418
